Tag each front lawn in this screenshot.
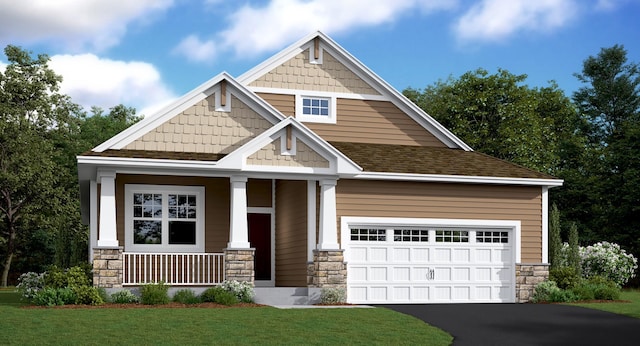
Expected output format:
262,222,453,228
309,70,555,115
0,291,452,345
570,289,640,319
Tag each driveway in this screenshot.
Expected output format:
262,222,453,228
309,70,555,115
380,304,640,346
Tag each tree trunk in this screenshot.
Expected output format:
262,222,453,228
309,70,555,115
1,222,16,287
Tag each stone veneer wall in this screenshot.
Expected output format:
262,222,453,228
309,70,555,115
224,249,255,284
93,247,124,288
309,250,347,288
515,263,549,303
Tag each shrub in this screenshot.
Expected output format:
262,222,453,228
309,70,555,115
532,280,576,303
580,242,638,287
214,289,239,306
321,287,347,304
220,280,254,303
549,266,581,290
172,289,201,304
111,290,139,304
16,272,45,301
200,287,219,303
43,265,91,289
73,286,104,305
32,287,65,307
140,282,170,305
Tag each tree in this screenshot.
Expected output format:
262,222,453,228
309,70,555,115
571,45,640,265
404,68,577,174
549,204,562,268
0,45,82,286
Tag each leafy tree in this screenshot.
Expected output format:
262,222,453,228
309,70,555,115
549,204,562,268
0,45,82,286
571,45,640,265
404,68,577,174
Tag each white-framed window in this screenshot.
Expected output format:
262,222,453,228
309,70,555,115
296,94,336,123
124,184,205,252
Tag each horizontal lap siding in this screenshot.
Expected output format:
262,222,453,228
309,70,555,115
275,180,307,286
256,93,446,147
115,174,230,253
336,180,543,263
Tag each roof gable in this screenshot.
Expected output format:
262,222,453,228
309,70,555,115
238,31,472,151
93,73,285,153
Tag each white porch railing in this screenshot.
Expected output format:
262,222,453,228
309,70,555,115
123,252,225,285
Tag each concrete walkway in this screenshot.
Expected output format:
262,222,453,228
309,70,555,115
380,303,640,346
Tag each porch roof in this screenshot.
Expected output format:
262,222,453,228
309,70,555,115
329,141,556,180
80,149,226,162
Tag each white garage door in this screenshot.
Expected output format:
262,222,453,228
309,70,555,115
346,226,515,304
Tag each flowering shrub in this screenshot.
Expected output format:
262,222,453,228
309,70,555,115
320,287,346,304
220,280,254,303
16,272,45,300
111,289,139,304
580,242,637,287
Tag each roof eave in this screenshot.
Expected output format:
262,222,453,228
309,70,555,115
353,171,564,187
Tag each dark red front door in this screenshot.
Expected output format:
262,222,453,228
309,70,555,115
248,213,271,281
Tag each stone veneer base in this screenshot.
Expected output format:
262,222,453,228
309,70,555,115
224,248,255,285
515,263,550,303
309,249,347,289
93,247,124,288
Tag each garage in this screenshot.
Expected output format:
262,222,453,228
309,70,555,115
342,218,519,304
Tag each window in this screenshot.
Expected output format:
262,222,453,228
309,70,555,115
125,185,204,252
351,228,386,241
394,229,429,242
296,94,336,123
476,231,509,243
435,230,469,243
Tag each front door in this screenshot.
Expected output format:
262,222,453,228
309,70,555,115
248,213,272,281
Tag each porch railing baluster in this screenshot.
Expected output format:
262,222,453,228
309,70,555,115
122,253,224,286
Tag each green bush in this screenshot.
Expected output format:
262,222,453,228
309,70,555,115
214,289,239,306
220,280,254,303
32,287,66,306
140,282,170,305
532,280,576,303
570,282,596,301
320,287,347,304
73,286,104,305
111,290,139,304
550,266,581,290
43,265,91,289
200,287,219,303
570,277,621,301
172,289,201,304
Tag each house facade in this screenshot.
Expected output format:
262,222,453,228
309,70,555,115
77,32,562,304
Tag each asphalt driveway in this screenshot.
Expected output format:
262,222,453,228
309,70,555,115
380,304,640,346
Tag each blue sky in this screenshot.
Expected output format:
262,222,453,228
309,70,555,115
1,0,638,116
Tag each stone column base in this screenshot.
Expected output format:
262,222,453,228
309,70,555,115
310,250,347,288
516,263,550,303
93,247,124,288
224,248,255,285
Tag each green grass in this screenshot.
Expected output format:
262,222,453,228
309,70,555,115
0,290,451,345
570,289,640,319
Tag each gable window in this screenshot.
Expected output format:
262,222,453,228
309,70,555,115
125,185,205,252
296,94,336,124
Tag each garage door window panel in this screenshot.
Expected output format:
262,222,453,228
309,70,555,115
435,230,469,243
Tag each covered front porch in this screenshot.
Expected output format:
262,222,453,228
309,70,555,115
90,172,346,293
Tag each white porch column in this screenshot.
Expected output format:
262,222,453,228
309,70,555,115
228,176,251,248
97,170,118,247
318,179,340,250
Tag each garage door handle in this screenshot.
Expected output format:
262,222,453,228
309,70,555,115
429,269,435,280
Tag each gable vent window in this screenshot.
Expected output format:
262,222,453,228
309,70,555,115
296,94,336,124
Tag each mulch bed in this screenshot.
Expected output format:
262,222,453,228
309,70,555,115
22,302,266,309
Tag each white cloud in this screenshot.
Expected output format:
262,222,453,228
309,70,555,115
454,0,578,43
0,0,174,51
48,54,176,117
174,0,457,62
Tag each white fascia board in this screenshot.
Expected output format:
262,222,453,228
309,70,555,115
93,73,286,152
354,171,564,187
77,155,218,170
248,86,389,102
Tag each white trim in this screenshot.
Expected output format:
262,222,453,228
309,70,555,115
247,206,276,287
340,216,522,263
541,187,549,263
318,179,339,250
354,171,564,187
229,176,250,249
124,184,205,253
307,180,317,261
248,86,388,101
280,132,296,156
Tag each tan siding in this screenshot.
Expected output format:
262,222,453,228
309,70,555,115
247,138,330,168
124,95,272,154
256,93,446,147
250,50,380,95
248,179,272,208
275,180,308,286
115,174,230,253
336,180,543,263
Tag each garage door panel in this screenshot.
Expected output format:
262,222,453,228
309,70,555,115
347,226,515,304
